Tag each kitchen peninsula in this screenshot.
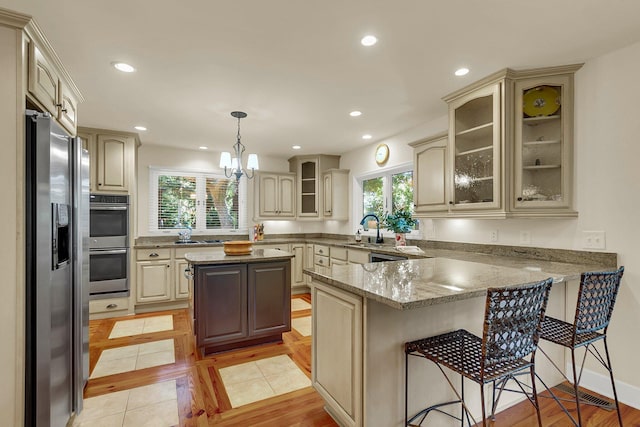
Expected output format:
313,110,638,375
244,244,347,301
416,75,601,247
304,255,614,427
186,248,293,355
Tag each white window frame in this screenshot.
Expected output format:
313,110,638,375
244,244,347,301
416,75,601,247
354,162,421,239
148,167,248,235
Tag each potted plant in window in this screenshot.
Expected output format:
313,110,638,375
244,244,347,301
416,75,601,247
382,209,417,247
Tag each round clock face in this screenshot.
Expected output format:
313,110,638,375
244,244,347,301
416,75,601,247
375,144,389,165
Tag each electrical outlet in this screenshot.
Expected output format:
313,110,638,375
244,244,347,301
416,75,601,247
489,230,498,242
520,231,532,245
582,231,606,250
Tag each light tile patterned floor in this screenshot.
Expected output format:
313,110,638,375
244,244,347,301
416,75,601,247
90,339,175,379
219,354,311,408
292,315,311,336
109,315,173,339
73,380,179,427
291,298,311,311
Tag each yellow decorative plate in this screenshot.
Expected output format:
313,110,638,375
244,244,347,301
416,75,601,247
523,86,560,117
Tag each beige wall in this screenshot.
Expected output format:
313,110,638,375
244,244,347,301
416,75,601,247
1,23,22,427
339,41,640,403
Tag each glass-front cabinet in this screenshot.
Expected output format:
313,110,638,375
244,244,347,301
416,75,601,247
513,71,577,216
447,81,502,212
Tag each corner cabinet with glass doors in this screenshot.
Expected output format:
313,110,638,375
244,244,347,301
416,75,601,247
443,73,507,216
413,64,582,219
511,65,581,217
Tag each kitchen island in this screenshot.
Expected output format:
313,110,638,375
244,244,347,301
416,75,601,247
186,248,294,355
304,256,609,427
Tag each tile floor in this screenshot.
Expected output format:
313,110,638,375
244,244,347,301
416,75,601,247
90,339,175,379
291,298,312,311
219,354,311,408
109,315,173,339
292,316,311,336
73,380,179,427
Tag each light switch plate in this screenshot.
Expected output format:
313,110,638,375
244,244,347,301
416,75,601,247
489,230,498,242
582,231,606,250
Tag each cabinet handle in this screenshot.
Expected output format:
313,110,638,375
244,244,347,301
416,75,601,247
517,197,523,201
55,103,68,113
106,303,118,309
98,183,102,186
149,252,159,257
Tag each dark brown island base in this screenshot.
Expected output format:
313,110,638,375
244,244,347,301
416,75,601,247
185,248,294,356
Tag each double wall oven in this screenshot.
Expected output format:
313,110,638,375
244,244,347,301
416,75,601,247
89,194,129,298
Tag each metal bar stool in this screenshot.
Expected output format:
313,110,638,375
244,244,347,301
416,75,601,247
535,266,625,426
404,278,553,427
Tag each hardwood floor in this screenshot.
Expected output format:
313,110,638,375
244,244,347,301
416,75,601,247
86,294,337,426
86,294,640,426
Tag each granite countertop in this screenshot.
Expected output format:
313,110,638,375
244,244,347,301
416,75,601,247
303,257,594,310
185,248,294,265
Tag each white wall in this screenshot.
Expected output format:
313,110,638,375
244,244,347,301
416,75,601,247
339,40,640,395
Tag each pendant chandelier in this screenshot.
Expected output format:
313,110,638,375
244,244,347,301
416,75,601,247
219,111,259,180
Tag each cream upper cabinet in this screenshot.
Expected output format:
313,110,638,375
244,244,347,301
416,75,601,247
432,64,582,219
322,169,349,220
410,132,449,214
27,41,82,135
79,127,138,194
289,155,340,218
511,67,580,216
445,80,504,214
28,43,59,115
57,83,79,133
255,172,296,219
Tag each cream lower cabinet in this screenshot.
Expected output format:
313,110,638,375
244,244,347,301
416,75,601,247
173,259,191,300
347,248,370,265
304,243,314,284
136,261,172,303
312,281,363,427
290,243,307,292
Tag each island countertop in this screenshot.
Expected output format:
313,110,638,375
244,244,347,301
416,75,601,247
304,256,602,310
185,248,294,265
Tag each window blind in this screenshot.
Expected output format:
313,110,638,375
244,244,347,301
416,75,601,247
149,168,247,234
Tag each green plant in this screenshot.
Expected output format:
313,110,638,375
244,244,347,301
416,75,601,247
382,209,417,233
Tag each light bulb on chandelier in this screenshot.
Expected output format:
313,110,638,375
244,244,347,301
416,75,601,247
219,111,259,180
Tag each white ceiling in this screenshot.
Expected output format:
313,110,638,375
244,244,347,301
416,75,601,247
4,0,640,158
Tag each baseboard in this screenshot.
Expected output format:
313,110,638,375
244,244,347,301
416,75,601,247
565,363,640,410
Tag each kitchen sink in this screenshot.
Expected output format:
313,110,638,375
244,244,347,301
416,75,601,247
344,242,391,249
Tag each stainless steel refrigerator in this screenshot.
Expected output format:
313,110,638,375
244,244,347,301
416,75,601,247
25,111,89,427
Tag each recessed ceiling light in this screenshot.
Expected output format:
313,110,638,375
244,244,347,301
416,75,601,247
361,35,378,47
199,146,208,150
113,62,135,73
350,111,362,117
292,145,302,150
362,134,372,140
454,68,469,76
134,125,147,131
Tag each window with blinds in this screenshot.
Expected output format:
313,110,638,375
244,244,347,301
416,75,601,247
149,168,246,233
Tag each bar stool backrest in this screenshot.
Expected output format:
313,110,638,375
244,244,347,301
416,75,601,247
574,267,625,338
482,279,553,374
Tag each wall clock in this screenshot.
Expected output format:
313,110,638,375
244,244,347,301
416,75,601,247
375,144,389,165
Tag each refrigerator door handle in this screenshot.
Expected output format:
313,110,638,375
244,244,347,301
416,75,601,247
90,248,127,255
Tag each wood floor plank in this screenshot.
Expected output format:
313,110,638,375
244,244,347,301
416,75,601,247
86,294,639,426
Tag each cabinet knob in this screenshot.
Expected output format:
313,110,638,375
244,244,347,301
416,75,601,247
449,201,454,205
517,197,523,201
149,252,159,257
106,303,118,309
167,264,170,268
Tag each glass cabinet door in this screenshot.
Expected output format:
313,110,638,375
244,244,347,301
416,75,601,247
449,82,501,210
514,75,573,211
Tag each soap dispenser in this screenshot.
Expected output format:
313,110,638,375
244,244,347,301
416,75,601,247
355,229,362,243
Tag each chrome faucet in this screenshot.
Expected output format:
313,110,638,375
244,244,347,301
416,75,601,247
359,213,384,244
